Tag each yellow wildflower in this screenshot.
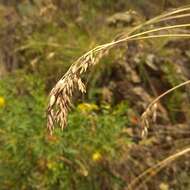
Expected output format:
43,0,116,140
0,97,5,107
92,152,102,162
47,161,56,170
77,103,98,113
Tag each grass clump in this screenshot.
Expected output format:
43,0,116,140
1,1,190,190
47,5,190,133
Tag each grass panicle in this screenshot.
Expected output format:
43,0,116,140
47,6,190,134
141,80,190,137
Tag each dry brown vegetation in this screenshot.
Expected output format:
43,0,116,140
46,5,190,189
48,5,190,134
1,1,190,190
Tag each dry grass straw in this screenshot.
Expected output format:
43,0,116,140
47,5,190,134
141,80,190,137
127,147,190,190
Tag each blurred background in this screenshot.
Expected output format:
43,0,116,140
0,0,190,189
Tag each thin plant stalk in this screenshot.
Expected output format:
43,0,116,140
143,80,190,115
127,147,190,190
47,6,190,134
141,80,190,137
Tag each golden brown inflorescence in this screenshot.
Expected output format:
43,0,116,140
47,6,190,135
140,80,190,137
47,49,110,134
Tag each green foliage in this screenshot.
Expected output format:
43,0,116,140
1,1,190,189
0,73,131,190
161,61,185,122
